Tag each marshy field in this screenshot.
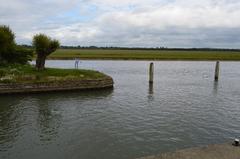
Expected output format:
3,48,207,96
49,49,240,60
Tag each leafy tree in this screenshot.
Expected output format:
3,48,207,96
0,25,15,64
12,46,33,64
33,34,60,70
0,25,33,65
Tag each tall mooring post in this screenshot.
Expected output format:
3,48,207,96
215,61,220,81
149,63,154,83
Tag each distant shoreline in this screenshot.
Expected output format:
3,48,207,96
46,57,240,61
46,49,240,61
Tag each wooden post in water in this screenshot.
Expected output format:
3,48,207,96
215,61,220,81
149,63,154,84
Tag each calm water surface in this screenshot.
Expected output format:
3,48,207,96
0,60,240,159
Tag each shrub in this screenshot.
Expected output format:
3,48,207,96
0,69,6,77
12,47,33,64
0,25,33,65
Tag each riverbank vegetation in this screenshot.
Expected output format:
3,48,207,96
0,25,33,65
0,64,106,83
49,49,240,60
0,25,108,85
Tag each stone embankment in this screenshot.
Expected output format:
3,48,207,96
0,76,113,94
138,143,240,159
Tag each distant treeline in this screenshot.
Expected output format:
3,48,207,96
19,45,240,52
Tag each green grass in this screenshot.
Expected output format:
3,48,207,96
0,64,106,83
48,49,240,60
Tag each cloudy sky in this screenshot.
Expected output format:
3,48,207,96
1,0,240,48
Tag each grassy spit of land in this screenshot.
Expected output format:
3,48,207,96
0,64,106,84
48,49,240,60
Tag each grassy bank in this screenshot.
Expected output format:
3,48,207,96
48,49,240,60
0,64,106,83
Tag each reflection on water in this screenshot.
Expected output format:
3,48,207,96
0,95,25,151
213,81,219,95
148,83,154,102
36,89,113,144
148,83,154,95
36,97,62,143
0,89,113,156
0,61,240,159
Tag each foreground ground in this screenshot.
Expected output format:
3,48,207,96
138,143,240,159
0,64,106,83
49,49,240,60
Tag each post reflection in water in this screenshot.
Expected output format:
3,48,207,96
213,81,219,95
148,83,154,101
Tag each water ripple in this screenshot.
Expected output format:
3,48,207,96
1,61,240,159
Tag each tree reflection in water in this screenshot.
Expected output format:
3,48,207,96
0,95,25,151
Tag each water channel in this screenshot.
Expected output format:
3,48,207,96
0,60,240,159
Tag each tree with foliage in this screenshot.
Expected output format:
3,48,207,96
33,34,60,70
0,25,16,64
12,46,34,64
0,25,33,65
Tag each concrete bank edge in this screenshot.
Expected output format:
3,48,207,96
0,76,114,94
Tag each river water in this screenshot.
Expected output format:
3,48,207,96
0,60,240,159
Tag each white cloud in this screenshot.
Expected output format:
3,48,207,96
1,0,240,48
96,0,240,29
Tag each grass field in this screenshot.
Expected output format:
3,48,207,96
49,49,240,60
0,64,105,83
